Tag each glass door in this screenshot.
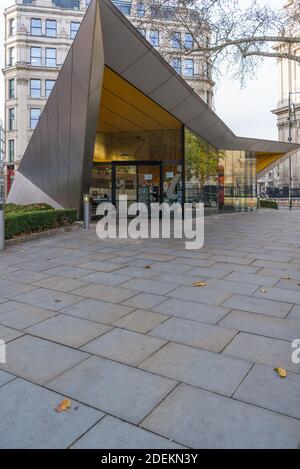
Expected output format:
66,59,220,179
137,164,161,211
115,164,137,213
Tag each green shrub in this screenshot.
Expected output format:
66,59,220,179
260,199,278,209
5,209,78,240
4,203,54,214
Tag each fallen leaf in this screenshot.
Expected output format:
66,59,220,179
259,288,268,293
193,281,207,287
55,398,72,413
54,299,62,303
144,265,152,269
274,367,287,378
282,276,291,280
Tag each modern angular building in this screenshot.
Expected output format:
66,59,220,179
7,0,300,214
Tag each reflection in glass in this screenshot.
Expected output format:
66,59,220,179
185,129,219,209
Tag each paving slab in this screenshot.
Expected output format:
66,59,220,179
0,370,15,387
0,279,37,299
0,301,57,330
254,286,300,305
0,298,7,304
122,293,167,309
1,270,51,284
153,298,229,324
61,299,132,324
0,379,103,449
79,271,133,286
114,309,169,333
167,285,232,306
32,276,88,293
40,265,95,279
140,342,252,396
275,278,300,291
79,261,126,272
141,383,300,449
0,335,88,384
200,279,259,295
116,266,160,278
71,415,184,449
223,332,300,373
0,324,24,342
26,314,111,348
82,328,166,366
234,364,300,419
120,278,178,295
221,294,292,318
209,262,261,274
287,305,300,321
13,288,82,311
220,310,300,342
149,317,237,352
224,272,279,287
73,284,138,303
47,356,176,424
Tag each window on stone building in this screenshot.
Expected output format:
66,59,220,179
149,30,159,46
9,18,16,36
137,2,145,17
8,140,14,162
184,33,193,49
8,108,15,131
9,79,15,99
8,47,15,66
137,28,146,37
46,19,57,37
30,47,42,66
31,18,42,36
30,79,41,98
171,32,181,49
70,22,80,39
46,80,55,98
45,48,57,67
30,108,41,130
183,58,194,77
170,57,181,75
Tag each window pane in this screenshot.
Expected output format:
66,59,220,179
9,79,15,99
70,22,80,39
9,108,15,131
171,32,181,49
30,109,41,129
30,79,41,98
9,140,14,162
184,33,193,49
9,18,15,36
45,80,55,98
183,59,194,77
137,28,146,37
30,47,41,66
31,18,42,36
137,2,145,17
170,58,181,75
149,30,159,46
46,19,57,37
46,48,56,67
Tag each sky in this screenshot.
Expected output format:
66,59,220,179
0,0,283,139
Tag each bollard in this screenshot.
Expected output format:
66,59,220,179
0,203,4,251
257,196,261,210
83,194,90,229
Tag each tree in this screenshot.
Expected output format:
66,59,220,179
185,130,219,187
137,0,300,83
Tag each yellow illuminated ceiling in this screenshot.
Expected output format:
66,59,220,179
256,152,284,174
93,67,182,163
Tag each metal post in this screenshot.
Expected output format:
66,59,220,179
0,203,4,251
83,194,90,229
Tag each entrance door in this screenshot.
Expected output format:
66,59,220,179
114,162,161,214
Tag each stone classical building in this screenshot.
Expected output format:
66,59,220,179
2,0,90,197
271,0,300,196
2,0,214,198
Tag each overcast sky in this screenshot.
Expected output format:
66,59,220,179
0,0,283,140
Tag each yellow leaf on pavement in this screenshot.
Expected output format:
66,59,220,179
144,265,152,269
259,288,268,293
193,281,207,287
274,367,287,378
55,398,72,413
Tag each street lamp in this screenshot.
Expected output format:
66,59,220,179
287,91,300,210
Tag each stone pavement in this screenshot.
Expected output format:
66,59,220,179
0,209,300,448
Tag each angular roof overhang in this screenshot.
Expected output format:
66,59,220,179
7,0,300,210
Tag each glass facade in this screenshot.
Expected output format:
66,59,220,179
89,68,262,215
185,129,219,210
219,150,257,211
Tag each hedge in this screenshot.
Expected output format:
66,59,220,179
260,199,278,209
5,209,78,240
4,203,54,214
